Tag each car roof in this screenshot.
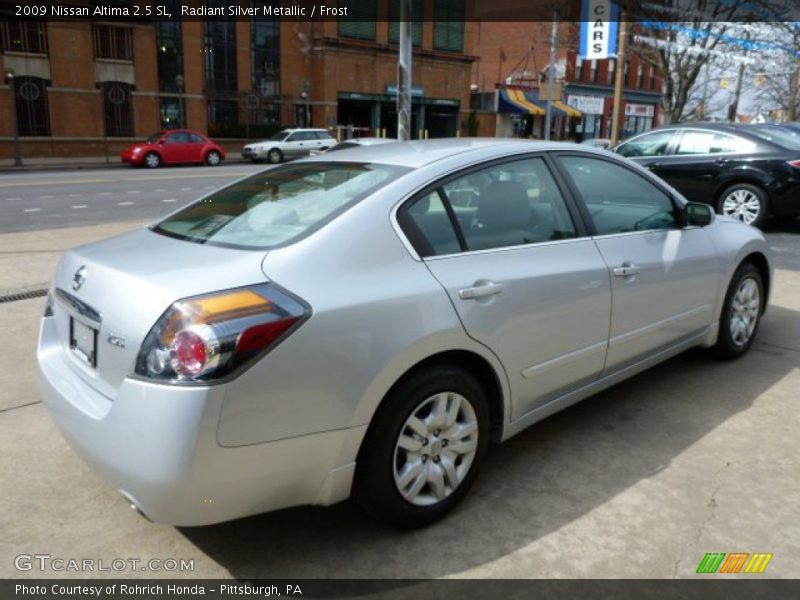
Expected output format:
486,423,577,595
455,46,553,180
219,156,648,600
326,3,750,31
304,138,582,168
284,128,330,133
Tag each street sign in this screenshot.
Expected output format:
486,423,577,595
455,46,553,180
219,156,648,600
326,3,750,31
579,0,619,60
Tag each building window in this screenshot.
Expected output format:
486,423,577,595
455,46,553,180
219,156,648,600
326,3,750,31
389,0,423,46
14,76,50,136
156,1,182,92
102,82,134,136
252,11,280,98
204,7,238,94
434,0,465,52
1,20,48,53
93,25,133,60
589,60,597,82
208,100,238,128
338,0,377,41
637,63,644,88
574,55,583,80
160,96,183,129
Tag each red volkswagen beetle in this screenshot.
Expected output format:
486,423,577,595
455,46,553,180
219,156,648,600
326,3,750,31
121,129,226,168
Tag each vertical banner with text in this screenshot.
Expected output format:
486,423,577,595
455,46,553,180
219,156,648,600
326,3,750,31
580,0,620,59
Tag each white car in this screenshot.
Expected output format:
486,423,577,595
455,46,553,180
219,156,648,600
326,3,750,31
242,128,335,163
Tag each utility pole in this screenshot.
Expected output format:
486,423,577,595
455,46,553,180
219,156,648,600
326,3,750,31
544,10,558,141
610,16,628,146
397,0,412,141
4,69,22,166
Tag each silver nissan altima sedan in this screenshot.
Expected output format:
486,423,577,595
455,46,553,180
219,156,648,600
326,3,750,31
38,140,772,528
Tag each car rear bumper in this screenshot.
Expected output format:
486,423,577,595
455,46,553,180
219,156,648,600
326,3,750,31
37,315,359,526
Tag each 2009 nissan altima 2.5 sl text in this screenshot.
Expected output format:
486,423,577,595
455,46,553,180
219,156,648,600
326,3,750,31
37,139,772,528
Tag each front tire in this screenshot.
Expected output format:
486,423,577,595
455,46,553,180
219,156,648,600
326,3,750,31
717,183,768,228
712,262,764,359
267,148,283,164
205,150,222,166
143,152,161,169
355,364,490,528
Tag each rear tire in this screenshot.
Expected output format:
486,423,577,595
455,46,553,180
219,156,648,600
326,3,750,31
712,262,764,360
143,152,161,169
716,183,768,228
354,364,490,529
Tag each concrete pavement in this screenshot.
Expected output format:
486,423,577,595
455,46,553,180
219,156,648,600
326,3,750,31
1,220,798,579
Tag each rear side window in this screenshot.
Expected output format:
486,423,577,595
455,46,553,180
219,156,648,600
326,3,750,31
676,130,754,154
399,157,577,256
315,131,334,140
154,162,408,249
560,155,678,235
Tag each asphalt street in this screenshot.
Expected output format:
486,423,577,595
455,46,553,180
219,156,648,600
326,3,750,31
0,164,265,234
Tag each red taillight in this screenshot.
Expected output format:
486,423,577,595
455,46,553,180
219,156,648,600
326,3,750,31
171,330,209,377
787,159,800,168
236,319,298,355
135,284,309,384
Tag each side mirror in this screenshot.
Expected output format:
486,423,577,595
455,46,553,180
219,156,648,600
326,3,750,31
685,202,713,227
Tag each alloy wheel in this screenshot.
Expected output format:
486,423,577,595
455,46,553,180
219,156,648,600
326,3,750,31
722,189,761,225
729,276,761,346
393,391,479,507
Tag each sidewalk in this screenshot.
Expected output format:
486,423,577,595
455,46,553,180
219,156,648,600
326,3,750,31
0,220,149,295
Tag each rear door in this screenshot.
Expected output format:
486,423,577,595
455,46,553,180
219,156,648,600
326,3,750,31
555,153,720,372
398,155,612,419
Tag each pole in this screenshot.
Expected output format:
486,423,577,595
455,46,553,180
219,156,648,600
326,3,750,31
397,0,412,141
610,15,628,146
544,10,558,141
7,77,22,166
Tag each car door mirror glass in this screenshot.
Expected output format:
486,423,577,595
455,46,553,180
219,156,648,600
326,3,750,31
685,202,713,227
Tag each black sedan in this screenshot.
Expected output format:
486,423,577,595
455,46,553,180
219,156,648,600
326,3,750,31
614,122,800,227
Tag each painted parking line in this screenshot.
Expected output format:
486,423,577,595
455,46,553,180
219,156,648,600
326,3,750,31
4,198,22,201
71,205,88,209
24,208,41,213
39,195,54,199
0,171,254,188
154,189,166,192
117,201,135,206
127,190,141,194
180,187,192,191
68,193,84,198
162,198,177,203
98,192,113,196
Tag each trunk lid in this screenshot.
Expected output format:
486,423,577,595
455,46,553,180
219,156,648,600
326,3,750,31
51,228,268,399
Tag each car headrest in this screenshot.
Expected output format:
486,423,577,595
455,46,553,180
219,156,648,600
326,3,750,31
477,181,529,230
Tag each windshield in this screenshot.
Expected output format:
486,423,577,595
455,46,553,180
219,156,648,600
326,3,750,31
748,126,800,151
267,130,290,141
146,133,162,143
153,162,408,249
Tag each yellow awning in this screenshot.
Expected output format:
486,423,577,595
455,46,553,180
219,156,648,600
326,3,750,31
507,89,546,116
553,100,582,118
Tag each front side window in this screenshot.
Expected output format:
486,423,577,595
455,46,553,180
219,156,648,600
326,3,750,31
559,155,678,235
154,162,408,249
615,129,675,157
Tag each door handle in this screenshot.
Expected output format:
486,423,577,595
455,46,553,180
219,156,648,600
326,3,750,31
646,162,661,170
459,281,505,300
612,262,640,277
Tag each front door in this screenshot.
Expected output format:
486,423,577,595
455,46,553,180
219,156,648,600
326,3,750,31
556,153,721,371
399,156,612,419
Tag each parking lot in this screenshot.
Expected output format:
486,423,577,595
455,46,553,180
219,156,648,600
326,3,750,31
1,216,798,580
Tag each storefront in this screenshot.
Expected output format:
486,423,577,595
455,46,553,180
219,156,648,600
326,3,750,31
566,85,661,140
497,86,582,139
337,88,461,140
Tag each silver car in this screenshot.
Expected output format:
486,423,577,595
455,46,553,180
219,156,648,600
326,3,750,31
242,128,335,163
38,140,772,528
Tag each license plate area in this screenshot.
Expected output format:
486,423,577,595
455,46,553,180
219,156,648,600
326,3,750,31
70,317,98,368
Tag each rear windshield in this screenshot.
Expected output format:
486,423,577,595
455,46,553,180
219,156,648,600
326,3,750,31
748,126,800,151
153,162,408,249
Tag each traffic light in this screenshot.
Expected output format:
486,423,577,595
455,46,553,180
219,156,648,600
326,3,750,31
721,77,729,89
756,73,766,87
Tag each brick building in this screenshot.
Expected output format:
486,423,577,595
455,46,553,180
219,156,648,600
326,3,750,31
470,22,664,140
0,0,474,163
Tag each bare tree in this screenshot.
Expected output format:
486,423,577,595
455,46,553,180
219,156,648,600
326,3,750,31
750,24,800,121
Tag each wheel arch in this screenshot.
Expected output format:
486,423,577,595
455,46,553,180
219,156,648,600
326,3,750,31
355,348,508,469
714,178,771,213
739,251,771,314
